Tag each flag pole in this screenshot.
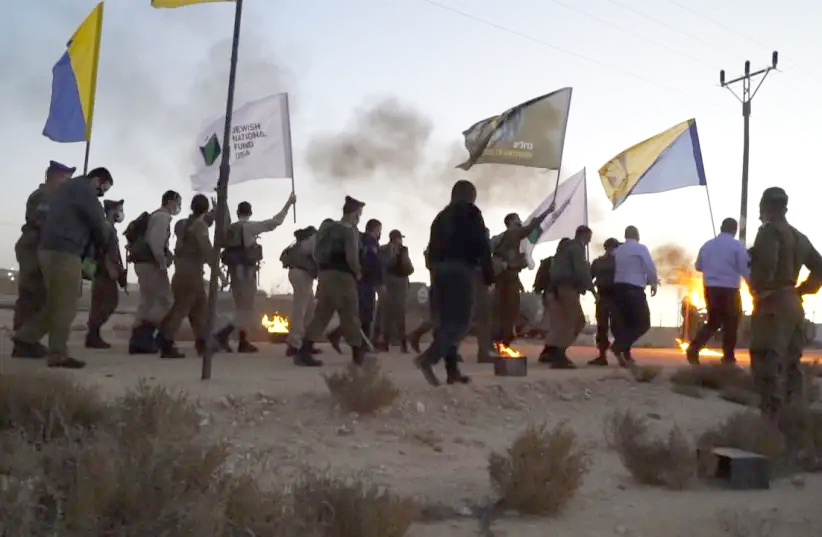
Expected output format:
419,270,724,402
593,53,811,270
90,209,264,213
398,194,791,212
282,92,297,223
202,0,244,381
83,1,104,175
583,168,589,261
704,185,717,238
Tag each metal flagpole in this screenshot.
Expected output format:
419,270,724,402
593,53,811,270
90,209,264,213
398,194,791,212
83,142,92,175
704,185,717,238
202,0,244,381
583,168,589,261
282,92,297,223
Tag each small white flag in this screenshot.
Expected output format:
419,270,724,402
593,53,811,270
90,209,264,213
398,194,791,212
190,93,294,192
520,168,588,268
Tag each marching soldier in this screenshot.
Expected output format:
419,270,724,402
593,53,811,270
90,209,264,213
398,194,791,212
294,196,366,367
377,230,414,352
589,238,620,366
221,192,296,353
155,194,222,358
85,199,128,349
749,187,822,418
127,190,182,354
13,168,114,368
282,226,319,355
490,210,551,345
12,160,74,357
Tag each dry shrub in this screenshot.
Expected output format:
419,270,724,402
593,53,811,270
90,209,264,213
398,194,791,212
604,410,695,489
719,386,759,407
324,360,399,414
291,469,418,537
0,372,107,442
115,380,201,440
488,422,590,515
670,364,754,393
631,365,662,383
672,383,704,399
696,411,786,476
776,405,822,472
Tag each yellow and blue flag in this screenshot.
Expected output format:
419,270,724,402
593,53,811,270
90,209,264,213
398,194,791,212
598,119,706,209
151,0,234,7
43,2,104,143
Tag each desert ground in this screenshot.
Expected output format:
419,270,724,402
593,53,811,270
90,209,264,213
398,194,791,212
3,308,822,537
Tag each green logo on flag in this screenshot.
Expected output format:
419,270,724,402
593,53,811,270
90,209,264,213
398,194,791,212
199,134,221,166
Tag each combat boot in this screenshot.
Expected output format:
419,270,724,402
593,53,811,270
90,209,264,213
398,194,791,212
550,348,577,370
128,323,158,354
538,345,554,363
156,332,185,359
215,325,234,353
407,330,423,353
293,341,323,367
588,349,609,367
85,327,111,349
414,353,440,387
11,338,46,359
327,328,343,354
352,345,368,365
445,354,470,385
237,331,259,353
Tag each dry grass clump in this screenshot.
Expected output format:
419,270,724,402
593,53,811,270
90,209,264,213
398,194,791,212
776,405,822,472
719,385,760,407
631,365,662,383
325,360,400,414
291,469,419,537
670,363,754,393
488,422,591,515
696,411,786,476
671,383,704,399
604,410,695,489
0,371,107,441
1,372,417,537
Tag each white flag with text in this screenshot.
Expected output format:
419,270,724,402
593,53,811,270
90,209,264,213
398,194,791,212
190,93,294,192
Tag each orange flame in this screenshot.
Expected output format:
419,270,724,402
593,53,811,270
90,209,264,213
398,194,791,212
682,273,753,313
261,313,289,334
674,338,723,357
494,342,524,359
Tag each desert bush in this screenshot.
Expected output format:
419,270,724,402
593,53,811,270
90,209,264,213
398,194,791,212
324,360,399,414
488,422,590,515
631,365,662,383
776,405,822,472
670,364,754,393
604,410,695,489
291,469,418,537
0,372,107,442
719,386,759,407
696,411,786,476
115,380,202,440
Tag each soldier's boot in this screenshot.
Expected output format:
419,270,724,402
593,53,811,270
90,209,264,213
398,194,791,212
11,338,46,359
294,341,323,367
327,327,343,354
47,353,86,369
407,329,423,353
588,348,609,366
128,323,158,354
195,339,211,357
414,353,440,387
445,353,470,385
215,325,234,353
85,327,111,349
538,345,552,363
237,331,259,353
685,344,700,366
352,345,368,366
156,332,185,359
550,347,577,369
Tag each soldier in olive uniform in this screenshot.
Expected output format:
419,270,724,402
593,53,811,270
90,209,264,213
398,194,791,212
295,196,366,367
220,192,296,353
12,160,74,357
749,187,822,418
376,230,414,352
86,199,127,349
156,194,223,358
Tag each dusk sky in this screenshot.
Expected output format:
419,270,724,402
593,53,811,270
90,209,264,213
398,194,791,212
3,0,821,325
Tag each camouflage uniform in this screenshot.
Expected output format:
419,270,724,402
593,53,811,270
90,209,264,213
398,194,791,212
14,185,53,334
749,187,822,417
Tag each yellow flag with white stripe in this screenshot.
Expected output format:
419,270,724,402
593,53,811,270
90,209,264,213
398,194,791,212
151,0,233,8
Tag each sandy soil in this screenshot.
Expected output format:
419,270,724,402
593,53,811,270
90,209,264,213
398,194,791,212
3,322,822,536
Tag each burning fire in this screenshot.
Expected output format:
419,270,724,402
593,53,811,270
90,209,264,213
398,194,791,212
494,342,524,359
682,274,754,313
674,338,723,357
261,313,289,334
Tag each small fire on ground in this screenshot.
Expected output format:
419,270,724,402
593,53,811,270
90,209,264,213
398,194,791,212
674,338,723,358
495,342,524,359
261,313,289,334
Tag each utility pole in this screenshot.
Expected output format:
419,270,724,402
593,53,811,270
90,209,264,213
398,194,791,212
719,51,778,244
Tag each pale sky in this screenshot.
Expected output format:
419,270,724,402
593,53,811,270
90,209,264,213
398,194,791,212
3,0,822,326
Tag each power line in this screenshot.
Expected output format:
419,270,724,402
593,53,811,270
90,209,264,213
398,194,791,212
415,0,725,110
603,0,748,61
547,0,718,69
663,0,774,52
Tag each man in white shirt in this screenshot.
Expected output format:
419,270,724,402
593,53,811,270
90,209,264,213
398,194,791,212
687,218,750,365
611,226,658,367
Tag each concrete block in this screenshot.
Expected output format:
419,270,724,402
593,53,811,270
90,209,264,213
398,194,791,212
494,357,528,377
698,447,771,490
